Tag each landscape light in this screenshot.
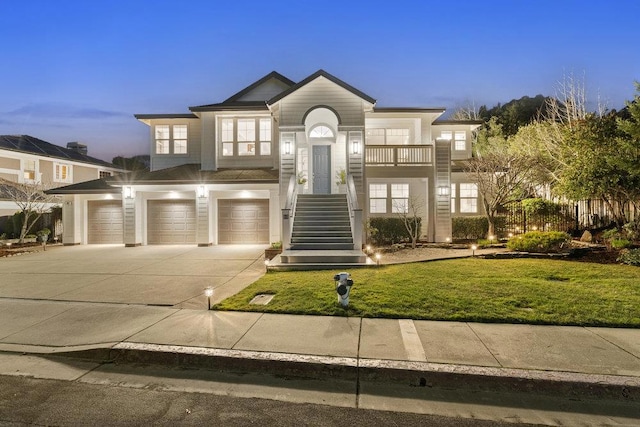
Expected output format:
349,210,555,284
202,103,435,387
375,253,381,266
264,259,270,271
204,287,214,310
471,244,477,257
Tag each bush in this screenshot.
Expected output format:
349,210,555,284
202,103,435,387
452,216,506,240
368,217,421,246
611,238,632,249
507,231,571,253
618,248,640,266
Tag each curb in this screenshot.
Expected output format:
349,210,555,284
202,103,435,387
50,342,640,402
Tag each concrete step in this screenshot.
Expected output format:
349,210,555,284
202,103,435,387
290,243,355,250
278,250,368,265
292,232,353,238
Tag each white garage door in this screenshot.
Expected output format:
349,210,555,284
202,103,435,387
87,200,123,244
218,199,269,244
147,200,196,244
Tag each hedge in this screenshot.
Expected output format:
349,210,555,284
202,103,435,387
368,217,421,246
452,216,506,240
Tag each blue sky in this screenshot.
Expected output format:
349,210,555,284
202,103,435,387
1,0,638,161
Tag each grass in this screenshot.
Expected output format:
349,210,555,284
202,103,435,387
214,258,640,327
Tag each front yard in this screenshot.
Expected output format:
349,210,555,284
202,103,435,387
215,258,640,327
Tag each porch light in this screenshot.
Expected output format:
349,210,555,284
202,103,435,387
284,141,292,155
197,185,207,198
204,287,214,310
352,140,361,155
471,244,477,257
437,186,449,196
124,186,134,199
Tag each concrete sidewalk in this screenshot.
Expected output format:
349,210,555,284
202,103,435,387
1,298,639,399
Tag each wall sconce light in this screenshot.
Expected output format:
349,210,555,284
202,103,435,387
124,186,133,199
197,185,207,198
352,140,361,155
437,186,450,196
284,141,292,155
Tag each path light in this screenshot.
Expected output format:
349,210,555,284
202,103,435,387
204,287,214,310
445,237,451,244
264,259,270,271
375,253,381,266
508,232,514,238
488,235,495,244
532,225,538,231
471,244,477,257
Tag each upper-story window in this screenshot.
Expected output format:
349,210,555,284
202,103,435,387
54,163,72,183
99,171,112,179
454,131,467,151
221,117,272,156
366,128,409,145
24,159,37,182
155,124,188,155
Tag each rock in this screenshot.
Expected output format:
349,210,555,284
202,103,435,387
580,230,593,243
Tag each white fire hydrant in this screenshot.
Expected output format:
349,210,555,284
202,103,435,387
334,272,354,307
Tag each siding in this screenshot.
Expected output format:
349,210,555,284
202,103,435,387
0,156,20,169
279,77,367,127
149,118,202,171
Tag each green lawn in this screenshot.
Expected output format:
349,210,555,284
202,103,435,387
215,258,640,327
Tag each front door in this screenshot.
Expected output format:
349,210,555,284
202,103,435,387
312,145,331,194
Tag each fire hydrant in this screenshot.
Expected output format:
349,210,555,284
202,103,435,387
334,272,354,307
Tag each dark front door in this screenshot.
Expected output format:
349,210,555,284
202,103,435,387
312,145,331,194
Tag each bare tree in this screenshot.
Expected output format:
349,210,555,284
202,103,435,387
451,100,481,121
393,196,424,249
0,178,57,243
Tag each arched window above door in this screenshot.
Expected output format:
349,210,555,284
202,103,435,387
309,125,334,138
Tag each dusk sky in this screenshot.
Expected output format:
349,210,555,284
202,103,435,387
1,1,638,162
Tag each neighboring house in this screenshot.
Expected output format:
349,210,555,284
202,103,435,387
0,135,125,229
49,70,481,255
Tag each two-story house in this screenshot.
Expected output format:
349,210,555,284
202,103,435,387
49,70,481,263
0,135,125,232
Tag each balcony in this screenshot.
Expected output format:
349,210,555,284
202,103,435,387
365,145,432,166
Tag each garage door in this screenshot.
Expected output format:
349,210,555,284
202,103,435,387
147,200,196,244
218,199,269,244
87,200,123,244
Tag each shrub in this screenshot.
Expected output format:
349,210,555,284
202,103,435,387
368,217,421,246
521,198,562,216
611,238,632,249
507,231,571,253
618,249,640,266
602,228,621,241
452,216,506,240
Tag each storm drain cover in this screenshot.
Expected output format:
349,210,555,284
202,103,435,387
250,294,275,305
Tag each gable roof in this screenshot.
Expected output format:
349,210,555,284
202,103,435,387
189,71,295,112
267,69,376,105
0,135,117,168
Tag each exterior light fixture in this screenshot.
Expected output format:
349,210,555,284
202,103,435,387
445,237,451,244
264,259,270,271
488,235,495,243
375,253,381,266
204,287,214,310
437,186,450,196
284,141,292,155
352,140,361,155
124,186,133,199
532,225,538,231
471,244,477,257
366,245,371,254
197,185,207,198
508,232,514,238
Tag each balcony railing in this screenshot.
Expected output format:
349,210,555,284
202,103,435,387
365,145,433,166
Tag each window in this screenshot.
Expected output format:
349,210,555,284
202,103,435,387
173,125,188,154
440,131,452,140
451,183,456,213
366,128,409,145
369,184,387,213
237,119,256,156
459,183,478,213
260,118,271,156
54,163,72,183
24,159,36,181
221,119,234,156
155,125,170,154
391,184,409,213
309,125,334,138
454,131,466,151
99,171,111,179
221,118,272,156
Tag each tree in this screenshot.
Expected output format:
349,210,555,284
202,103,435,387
0,179,57,243
111,155,149,172
464,119,532,237
392,196,423,249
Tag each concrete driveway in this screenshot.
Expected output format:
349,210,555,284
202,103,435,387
0,245,266,308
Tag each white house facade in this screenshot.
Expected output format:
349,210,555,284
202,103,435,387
50,70,481,260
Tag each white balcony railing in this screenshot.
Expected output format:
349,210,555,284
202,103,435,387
365,145,433,166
